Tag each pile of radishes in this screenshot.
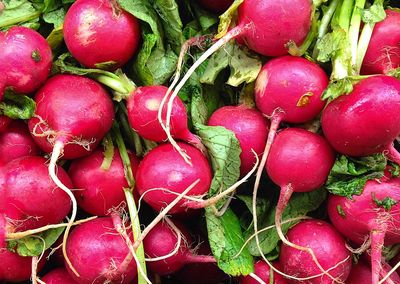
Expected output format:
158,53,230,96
1,0,400,283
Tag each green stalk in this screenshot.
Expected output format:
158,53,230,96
113,123,147,284
117,102,143,154
93,74,132,95
349,0,367,74
0,11,41,28
287,15,318,56
338,0,355,30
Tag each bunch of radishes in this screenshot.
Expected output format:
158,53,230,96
1,0,400,283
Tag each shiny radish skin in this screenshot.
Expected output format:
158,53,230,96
237,0,312,56
0,26,52,94
361,10,400,75
321,76,400,158
63,0,140,70
41,268,78,284
254,55,328,123
68,149,139,216
280,220,352,284
240,261,288,284
28,74,115,159
127,85,199,144
197,0,233,13
0,121,40,165
0,156,72,232
346,261,400,284
0,116,11,133
65,217,137,284
207,105,269,176
136,142,212,214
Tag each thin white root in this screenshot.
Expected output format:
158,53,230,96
378,260,400,284
31,256,39,284
249,272,266,284
49,140,79,277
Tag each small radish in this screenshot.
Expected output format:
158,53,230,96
347,261,400,284
42,267,78,284
321,75,400,163
0,156,72,232
240,261,288,284
0,26,52,94
143,220,215,276
0,116,11,133
361,10,400,75
0,120,40,166
207,105,269,176
65,217,137,284
197,0,233,14
68,148,139,216
328,178,400,283
280,219,352,283
63,0,140,70
136,142,212,214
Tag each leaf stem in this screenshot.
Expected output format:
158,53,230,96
0,11,42,28
349,0,366,74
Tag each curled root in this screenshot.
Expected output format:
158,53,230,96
345,236,371,254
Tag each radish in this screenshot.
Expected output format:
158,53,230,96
143,220,215,276
321,75,400,163
68,148,139,216
240,261,288,284
65,217,137,284
0,120,40,166
280,219,352,283
361,10,400,75
136,142,212,214
0,116,11,133
0,156,72,232
197,0,233,13
347,261,400,284
42,267,78,284
328,178,400,283
63,0,140,70
0,26,52,94
207,105,269,176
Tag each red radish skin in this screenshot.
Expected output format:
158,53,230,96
63,0,140,70
65,217,137,284
328,178,400,283
240,261,288,284
0,73,5,101
347,261,400,284
0,121,40,165
197,0,233,13
0,116,11,133
136,142,212,214
361,10,400,75
0,27,52,94
68,149,139,216
207,105,269,176
0,156,72,232
321,76,400,162
41,268,78,284
280,220,352,284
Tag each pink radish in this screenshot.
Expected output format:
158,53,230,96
328,178,400,283
0,26,52,94
0,156,72,232
0,121,40,166
361,10,400,75
68,148,139,216
143,220,215,276
207,105,269,176
63,0,140,70
321,75,400,163
65,217,137,284
347,261,400,284
136,142,212,214
197,0,233,13
42,267,78,284
240,261,288,284
280,219,352,283
0,116,11,133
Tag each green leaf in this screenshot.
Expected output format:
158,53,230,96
326,154,387,198
321,77,353,102
216,0,243,39
388,67,400,79
0,0,42,29
372,195,398,211
237,195,270,218
247,188,327,256
7,227,64,257
362,0,386,24
206,207,253,276
43,7,66,27
315,29,347,63
0,91,36,119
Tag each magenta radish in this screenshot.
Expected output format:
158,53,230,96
321,75,400,163
0,26,52,94
207,105,269,176
42,267,78,284
136,142,212,214
0,121,40,166
143,221,215,276
65,217,137,284
328,178,400,283
361,10,400,75
0,156,72,232
280,219,352,283
197,0,233,13
68,149,139,216
63,0,140,70
0,116,11,133
347,261,400,284
240,261,288,284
